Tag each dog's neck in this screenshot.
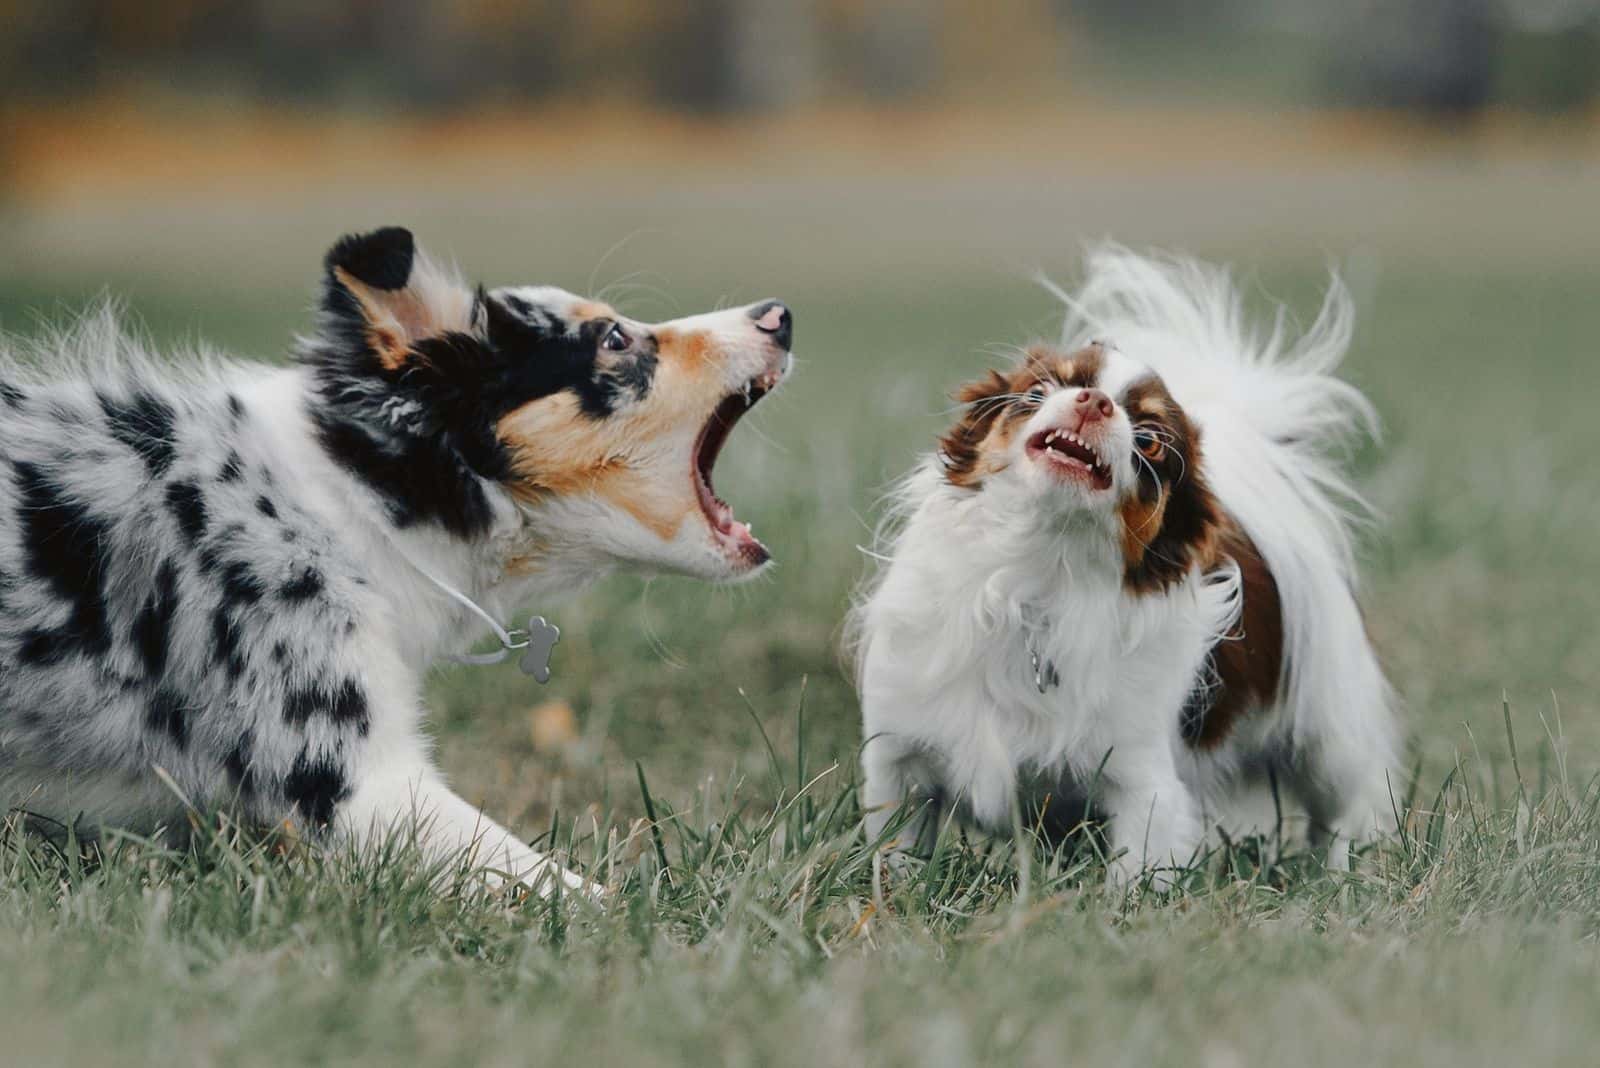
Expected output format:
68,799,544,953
253,366,583,665
942,480,1129,607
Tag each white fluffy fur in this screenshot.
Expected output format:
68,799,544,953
852,248,1402,887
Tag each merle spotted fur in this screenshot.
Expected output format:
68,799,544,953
0,227,686,896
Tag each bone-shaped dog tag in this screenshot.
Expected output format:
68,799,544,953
517,616,561,683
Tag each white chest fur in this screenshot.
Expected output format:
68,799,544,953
855,477,1239,829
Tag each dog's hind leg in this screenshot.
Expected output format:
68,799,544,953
1281,642,1405,873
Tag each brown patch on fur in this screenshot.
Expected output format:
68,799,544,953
1135,395,1170,419
941,370,1015,488
1181,521,1284,750
941,343,1105,488
1118,375,1220,593
1116,489,1166,567
1027,341,1104,387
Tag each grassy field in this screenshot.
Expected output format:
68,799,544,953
3,157,1600,1064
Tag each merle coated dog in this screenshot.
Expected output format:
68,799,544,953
0,227,792,895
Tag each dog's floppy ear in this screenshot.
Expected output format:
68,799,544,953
321,227,478,369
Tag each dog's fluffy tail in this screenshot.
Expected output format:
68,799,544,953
1051,246,1401,831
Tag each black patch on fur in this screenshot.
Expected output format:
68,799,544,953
284,749,350,827
14,461,112,656
211,606,246,679
132,559,180,677
325,227,415,291
311,414,500,538
17,628,66,665
280,566,323,602
226,394,245,420
219,561,266,606
224,732,255,795
271,641,288,663
610,348,658,407
99,390,177,477
218,451,244,483
255,495,277,518
282,679,369,734
483,302,642,420
0,382,25,407
145,685,190,748
165,479,208,544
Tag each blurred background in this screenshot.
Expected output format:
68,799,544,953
2,0,1599,824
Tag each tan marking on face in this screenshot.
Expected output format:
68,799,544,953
495,354,720,544
568,300,616,324
655,327,717,370
1026,342,1104,387
1116,487,1167,568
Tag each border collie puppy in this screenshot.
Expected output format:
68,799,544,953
852,248,1399,888
0,227,791,896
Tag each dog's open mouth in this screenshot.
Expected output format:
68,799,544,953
693,369,783,565
1027,428,1114,490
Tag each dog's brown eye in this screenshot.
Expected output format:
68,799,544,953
601,324,629,352
1134,427,1165,460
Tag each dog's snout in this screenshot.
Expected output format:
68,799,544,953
749,300,793,351
1074,388,1114,422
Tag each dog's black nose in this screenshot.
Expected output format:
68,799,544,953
749,300,792,350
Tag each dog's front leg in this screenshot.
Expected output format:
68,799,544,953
335,766,597,901
861,733,947,862
1099,745,1202,894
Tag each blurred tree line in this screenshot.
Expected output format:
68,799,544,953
0,0,1070,112
0,0,1594,116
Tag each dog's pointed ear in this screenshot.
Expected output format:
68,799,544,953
327,226,416,291
320,227,478,369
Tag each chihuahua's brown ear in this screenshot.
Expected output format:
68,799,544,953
940,369,1019,489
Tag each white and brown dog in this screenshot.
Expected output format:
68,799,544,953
0,227,791,896
852,248,1400,888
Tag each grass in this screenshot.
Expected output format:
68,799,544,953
4,192,1600,1063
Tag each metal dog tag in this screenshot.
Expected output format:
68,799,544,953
517,616,561,684
1030,646,1060,694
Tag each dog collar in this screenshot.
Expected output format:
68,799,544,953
395,553,560,684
